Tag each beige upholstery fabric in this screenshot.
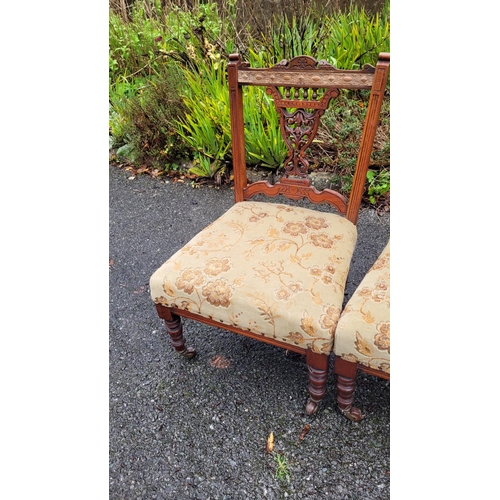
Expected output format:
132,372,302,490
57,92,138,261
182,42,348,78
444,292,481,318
334,240,390,373
150,201,357,354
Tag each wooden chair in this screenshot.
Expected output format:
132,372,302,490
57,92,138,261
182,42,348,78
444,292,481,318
333,240,390,421
149,52,390,415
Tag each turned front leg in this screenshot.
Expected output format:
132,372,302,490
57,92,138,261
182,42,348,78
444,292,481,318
155,305,196,359
334,357,364,421
305,350,330,415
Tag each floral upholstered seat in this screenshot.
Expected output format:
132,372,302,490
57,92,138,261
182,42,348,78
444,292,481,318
333,240,390,420
150,201,357,354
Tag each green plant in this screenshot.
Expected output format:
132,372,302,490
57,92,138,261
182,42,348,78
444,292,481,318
317,89,389,196
110,69,190,167
323,4,390,69
176,60,287,178
109,7,164,83
109,77,148,147
249,1,389,69
109,0,237,84
152,0,236,72
176,62,231,177
274,452,291,484
189,155,225,178
261,12,333,64
243,87,287,167
109,0,390,189
366,168,390,204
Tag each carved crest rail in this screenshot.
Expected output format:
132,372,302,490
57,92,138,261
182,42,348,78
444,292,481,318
227,52,390,222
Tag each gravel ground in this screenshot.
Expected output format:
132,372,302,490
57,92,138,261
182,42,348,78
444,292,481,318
109,164,390,499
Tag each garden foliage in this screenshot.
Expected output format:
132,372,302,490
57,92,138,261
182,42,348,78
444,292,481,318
109,0,390,203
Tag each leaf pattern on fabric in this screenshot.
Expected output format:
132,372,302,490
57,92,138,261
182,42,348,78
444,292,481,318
300,311,318,337
354,331,373,356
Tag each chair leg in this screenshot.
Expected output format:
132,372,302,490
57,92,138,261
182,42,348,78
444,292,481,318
155,305,196,359
334,356,364,421
305,350,330,415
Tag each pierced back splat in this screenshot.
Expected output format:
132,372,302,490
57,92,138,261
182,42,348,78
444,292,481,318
267,57,339,181
228,52,389,223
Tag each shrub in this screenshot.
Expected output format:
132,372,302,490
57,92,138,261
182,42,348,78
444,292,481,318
110,68,190,169
109,0,391,203
319,90,390,196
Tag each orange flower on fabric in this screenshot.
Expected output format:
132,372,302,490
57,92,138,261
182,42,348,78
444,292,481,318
324,264,336,275
374,280,388,291
276,287,292,301
202,279,233,307
309,266,322,276
309,233,334,248
287,282,304,294
285,332,305,344
304,216,329,230
320,305,341,333
204,257,231,277
372,256,388,270
322,274,334,285
371,290,386,302
283,221,307,236
357,286,372,298
175,268,206,294
374,322,390,352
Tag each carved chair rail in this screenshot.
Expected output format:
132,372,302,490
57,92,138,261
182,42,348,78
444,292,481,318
228,53,390,224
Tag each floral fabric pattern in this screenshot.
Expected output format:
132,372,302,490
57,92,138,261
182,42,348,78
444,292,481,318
334,241,390,373
150,201,357,354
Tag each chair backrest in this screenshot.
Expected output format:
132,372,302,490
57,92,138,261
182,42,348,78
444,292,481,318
227,52,390,225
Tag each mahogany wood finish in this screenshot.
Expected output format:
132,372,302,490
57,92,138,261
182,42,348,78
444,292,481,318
155,304,196,359
334,356,390,421
155,52,389,416
305,350,330,415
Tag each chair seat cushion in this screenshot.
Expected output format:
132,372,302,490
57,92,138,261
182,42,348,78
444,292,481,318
150,201,357,354
334,240,390,373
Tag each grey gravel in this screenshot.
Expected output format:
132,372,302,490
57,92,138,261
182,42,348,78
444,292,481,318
109,164,390,499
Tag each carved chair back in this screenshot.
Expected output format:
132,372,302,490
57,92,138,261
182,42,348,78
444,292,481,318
227,53,390,224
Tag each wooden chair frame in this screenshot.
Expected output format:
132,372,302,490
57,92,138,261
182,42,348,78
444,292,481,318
154,52,390,415
228,52,390,224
